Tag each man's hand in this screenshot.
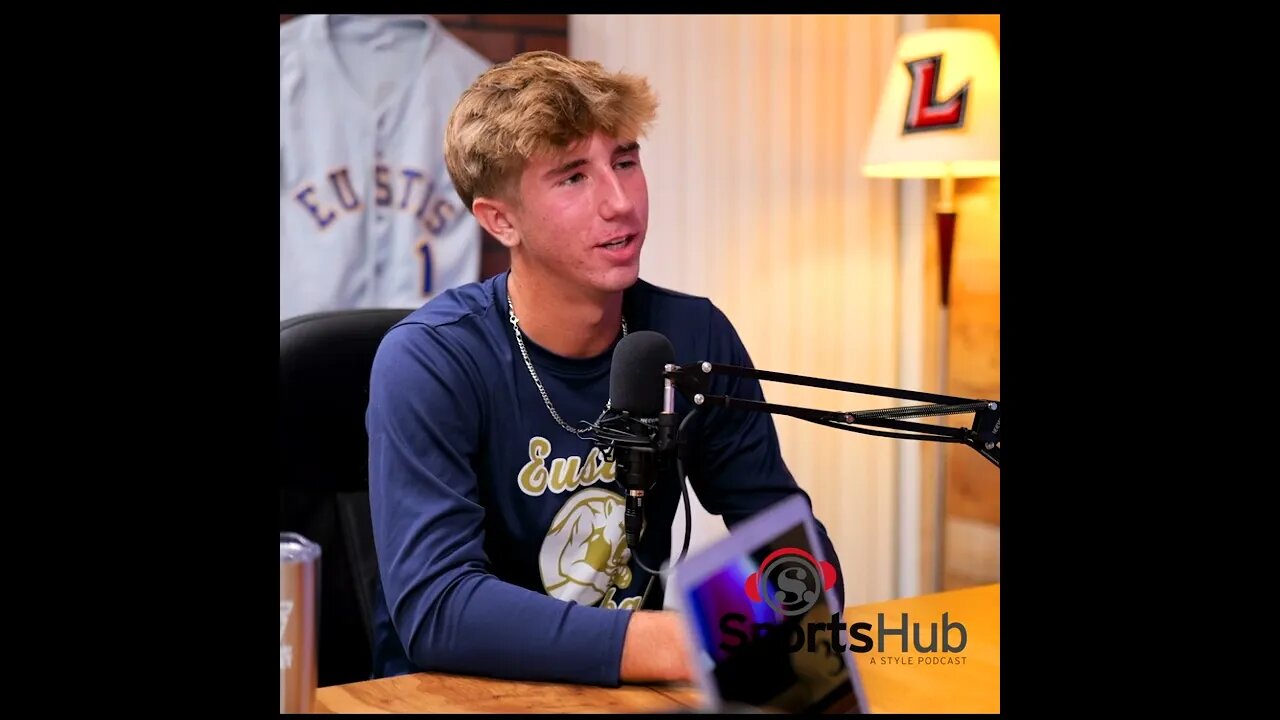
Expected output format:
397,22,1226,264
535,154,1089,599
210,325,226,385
620,610,695,684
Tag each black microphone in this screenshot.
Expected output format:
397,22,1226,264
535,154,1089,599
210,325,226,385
597,331,675,555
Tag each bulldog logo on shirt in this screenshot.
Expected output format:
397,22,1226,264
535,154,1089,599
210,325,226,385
539,487,642,610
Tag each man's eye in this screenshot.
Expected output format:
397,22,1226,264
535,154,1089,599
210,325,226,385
561,172,585,186
615,160,636,170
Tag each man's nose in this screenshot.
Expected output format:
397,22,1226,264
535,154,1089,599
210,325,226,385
598,171,635,218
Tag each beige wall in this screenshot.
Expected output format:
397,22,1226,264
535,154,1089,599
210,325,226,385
568,13,1002,600
571,15,905,605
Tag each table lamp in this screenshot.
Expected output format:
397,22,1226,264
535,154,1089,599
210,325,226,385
862,26,1000,591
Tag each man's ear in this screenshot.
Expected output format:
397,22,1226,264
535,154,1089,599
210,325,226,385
472,197,520,249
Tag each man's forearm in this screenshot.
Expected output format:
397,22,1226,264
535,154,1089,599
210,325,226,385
620,610,695,684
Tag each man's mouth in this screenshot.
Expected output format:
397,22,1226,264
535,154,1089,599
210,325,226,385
600,235,635,250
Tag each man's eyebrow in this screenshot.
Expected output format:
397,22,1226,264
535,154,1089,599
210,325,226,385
544,143,642,180
544,157,588,180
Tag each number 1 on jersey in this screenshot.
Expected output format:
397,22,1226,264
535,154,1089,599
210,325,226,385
418,239,433,297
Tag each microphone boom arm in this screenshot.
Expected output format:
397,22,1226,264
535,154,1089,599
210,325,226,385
665,361,1000,468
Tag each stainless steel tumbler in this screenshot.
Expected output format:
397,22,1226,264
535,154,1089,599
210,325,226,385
280,532,320,713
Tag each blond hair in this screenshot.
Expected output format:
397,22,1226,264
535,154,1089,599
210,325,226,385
444,51,659,211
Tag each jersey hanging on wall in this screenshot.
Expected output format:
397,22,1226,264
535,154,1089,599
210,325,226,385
280,14,491,320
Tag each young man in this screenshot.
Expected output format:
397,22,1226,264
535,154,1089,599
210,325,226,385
366,50,843,687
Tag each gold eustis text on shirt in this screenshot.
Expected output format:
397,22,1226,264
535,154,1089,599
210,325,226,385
518,436,617,496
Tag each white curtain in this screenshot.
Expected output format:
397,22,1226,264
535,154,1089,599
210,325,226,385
571,14,904,605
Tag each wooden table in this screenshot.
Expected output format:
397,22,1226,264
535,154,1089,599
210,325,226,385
315,583,999,714
314,672,694,714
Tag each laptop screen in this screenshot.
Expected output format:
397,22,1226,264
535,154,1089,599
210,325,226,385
681,520,865,714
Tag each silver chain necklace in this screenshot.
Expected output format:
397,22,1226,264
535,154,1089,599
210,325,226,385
508,295,627,438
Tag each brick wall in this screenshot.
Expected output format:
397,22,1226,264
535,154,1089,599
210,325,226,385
431,15,568,279
279,14,572,280
278,14,567,63
432,15,567,63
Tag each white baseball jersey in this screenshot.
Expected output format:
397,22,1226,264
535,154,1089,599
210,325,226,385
280,15,491,320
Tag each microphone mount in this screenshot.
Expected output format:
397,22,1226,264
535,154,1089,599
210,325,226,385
664,362,1000,468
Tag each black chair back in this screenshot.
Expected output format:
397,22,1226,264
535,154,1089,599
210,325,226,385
279,308,413,687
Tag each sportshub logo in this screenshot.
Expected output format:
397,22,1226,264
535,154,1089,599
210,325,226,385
744,547,838,616
719,611,971,666
728,548,969,665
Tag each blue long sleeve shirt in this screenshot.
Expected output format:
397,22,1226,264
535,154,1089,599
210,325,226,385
366,271,843,686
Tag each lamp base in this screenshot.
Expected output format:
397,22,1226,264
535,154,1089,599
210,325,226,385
933,305,950,593
938,211,957,307
932,207,957,592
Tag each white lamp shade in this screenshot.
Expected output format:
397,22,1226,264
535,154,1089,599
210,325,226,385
863,28,1000,179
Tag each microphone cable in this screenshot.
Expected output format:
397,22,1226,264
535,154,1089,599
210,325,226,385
580,407,701,580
